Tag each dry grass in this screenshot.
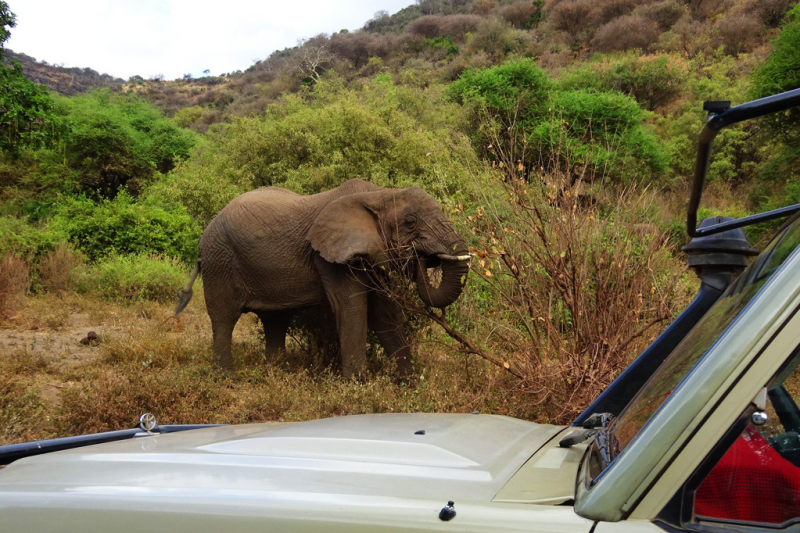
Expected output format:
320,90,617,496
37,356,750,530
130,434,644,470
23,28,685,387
403,171,695,424
37,243,84,294
0,350,54,443
0,285,525,445
0,254,30,321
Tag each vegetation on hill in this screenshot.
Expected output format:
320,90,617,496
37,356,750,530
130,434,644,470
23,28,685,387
0,1,60,157
2,0,800,442
6,50,123,96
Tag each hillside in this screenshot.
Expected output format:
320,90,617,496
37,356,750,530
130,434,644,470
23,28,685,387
6,49,123,95
16,0,792,130
126,0,791,128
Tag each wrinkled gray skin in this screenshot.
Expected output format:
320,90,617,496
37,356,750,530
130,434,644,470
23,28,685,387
176,179,469,378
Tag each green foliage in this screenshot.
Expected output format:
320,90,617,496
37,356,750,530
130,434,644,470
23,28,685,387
0,2,61,158
57,90,197,197
758,143,800,184
50,192,200,263
558,53,687,111
0,63,62,157
0,215,67,259
78,253,187,303
655,54,754,183
0,1,13,47
450,58,667,183
428,37,459,56
449,58,551,117
159,76,481,224
750,4,800,141
173,105,204,128
532,90,668,178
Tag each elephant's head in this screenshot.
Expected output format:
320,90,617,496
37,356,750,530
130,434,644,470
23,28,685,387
308,187,469,308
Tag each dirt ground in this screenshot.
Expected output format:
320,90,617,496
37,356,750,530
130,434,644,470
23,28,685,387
0,314,103,362
0,317,101,407
0,291,258,413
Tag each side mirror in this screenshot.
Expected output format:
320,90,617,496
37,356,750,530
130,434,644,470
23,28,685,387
687,88,800,238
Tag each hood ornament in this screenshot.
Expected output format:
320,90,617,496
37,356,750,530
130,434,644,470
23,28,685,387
138,413,159,434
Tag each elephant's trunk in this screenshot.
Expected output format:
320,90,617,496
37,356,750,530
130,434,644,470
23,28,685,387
415,246,470,309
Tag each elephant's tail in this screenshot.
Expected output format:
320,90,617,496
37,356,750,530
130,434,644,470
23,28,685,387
175,262,200,316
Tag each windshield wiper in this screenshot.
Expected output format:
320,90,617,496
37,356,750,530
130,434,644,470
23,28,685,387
591,413,618,467
559,412,615,449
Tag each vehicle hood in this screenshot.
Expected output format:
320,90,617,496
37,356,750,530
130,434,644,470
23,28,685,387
0,414,565,502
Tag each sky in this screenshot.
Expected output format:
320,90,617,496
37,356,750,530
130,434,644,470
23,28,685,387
6,0,413,80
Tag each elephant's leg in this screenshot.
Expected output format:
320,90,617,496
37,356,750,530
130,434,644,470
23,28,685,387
209,309,240,369
317,262,369,378
203,275,242,370
368,291,412,377
256,311,292,362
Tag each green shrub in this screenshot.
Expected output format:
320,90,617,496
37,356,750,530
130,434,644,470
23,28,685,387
57,90,197,198
558,53,688,111
428,36,459,56
0,215,67,259
173,105,205,128
51,192,201,262
158,76,481,224
656,54,754,183
450,58,667,183
449,58,551,118
0,61,62,158
0,4,62,159
79,253,187,303
751,4,800,142
751,4,800,97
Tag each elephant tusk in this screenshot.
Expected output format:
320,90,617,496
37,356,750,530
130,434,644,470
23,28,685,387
436,253,472,262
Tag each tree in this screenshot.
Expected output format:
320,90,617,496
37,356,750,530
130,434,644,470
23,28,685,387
296,37,334,83
749,4,800,186
59,90,197,198
0,1,13,48
750,4,800,142
0,1,60,157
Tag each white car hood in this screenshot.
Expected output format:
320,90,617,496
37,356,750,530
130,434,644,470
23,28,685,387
0,413,564,502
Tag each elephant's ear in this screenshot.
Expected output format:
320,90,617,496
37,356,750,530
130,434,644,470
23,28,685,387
308,193,385,264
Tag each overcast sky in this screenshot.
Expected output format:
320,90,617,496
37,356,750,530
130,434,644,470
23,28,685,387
6,0,413,80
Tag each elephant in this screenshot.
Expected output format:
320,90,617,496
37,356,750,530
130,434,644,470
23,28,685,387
175,179,470,378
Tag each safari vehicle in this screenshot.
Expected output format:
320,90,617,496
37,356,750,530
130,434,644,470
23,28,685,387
2,88,800,533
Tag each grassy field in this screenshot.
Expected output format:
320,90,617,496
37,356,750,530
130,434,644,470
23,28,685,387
0,285,537,445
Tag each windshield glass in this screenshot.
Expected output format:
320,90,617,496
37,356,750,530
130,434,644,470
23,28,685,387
608,217,800,458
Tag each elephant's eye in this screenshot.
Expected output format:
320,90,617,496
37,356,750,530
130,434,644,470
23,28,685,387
403,215,417,228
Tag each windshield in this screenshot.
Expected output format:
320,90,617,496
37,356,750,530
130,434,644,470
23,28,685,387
607,217,800,460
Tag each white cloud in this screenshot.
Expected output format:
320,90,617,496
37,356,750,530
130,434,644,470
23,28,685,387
6,0,412,80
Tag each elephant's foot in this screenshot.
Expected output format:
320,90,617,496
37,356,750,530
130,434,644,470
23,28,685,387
394,356,414,381
340,364,362,380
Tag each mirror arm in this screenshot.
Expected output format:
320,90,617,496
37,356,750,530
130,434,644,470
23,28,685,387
687,88,800,238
